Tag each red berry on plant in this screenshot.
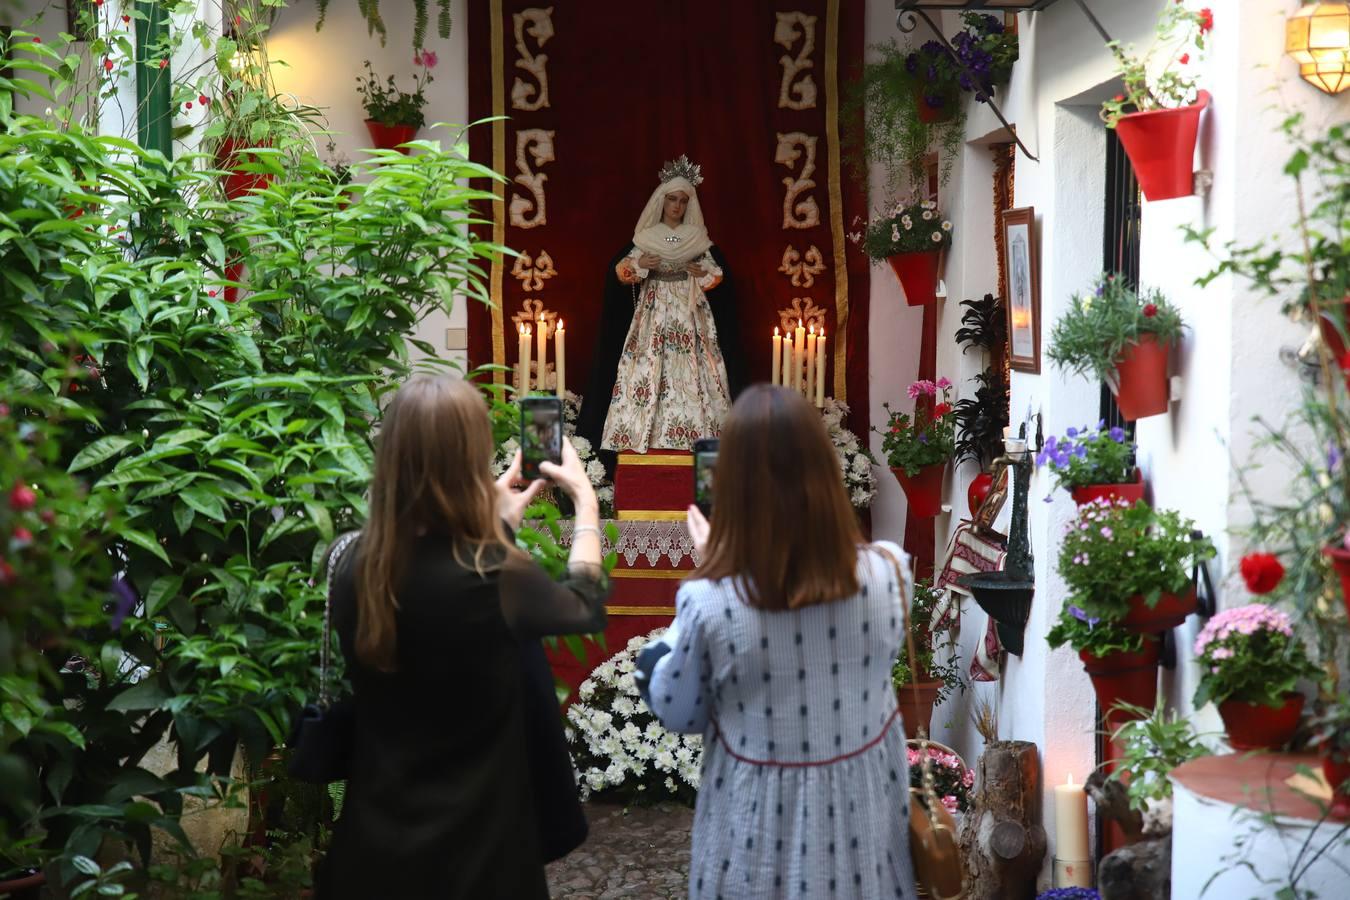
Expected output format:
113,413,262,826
32,37,40,44
9,484,36,511
185,101,193,109
199,94,208,104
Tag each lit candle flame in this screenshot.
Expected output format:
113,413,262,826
558,319,564,331
809,323,815,335
774,326,779,336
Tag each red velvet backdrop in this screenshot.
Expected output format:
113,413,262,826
466,0,869,436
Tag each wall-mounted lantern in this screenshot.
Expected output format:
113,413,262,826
1286,2,1350,94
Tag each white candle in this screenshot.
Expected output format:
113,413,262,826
794,319,806,392
772,327,782,386
1053,773,1091,887
555,319,566,397
806,325,817,401
519,324,532,395
784,334,795,390
537,316,548,391
816,329,827,407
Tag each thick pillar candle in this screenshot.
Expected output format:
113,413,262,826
519,324,532,395
1053,773,1091,887
555,320,566,397
785,334,795,390
537,317,548,390
772,327,782,386
816,329,827,407
794,319,806,393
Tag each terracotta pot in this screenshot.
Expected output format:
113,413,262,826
1218,692,1305,751
1322,545,1350,625
1316,296,1350,390
1069,469,1146,507
887,251,941,307
896,680,944,737
1322,754,1350,819
1114,90,1210,202
893,463,946,518
1111,334,1171,421
912,84,957,124
215,137,273,199
967,471,994,515
1121,584,1197,633
365,119,419,153
1079,636,1160,727
0,870,45,899
224,260,245,304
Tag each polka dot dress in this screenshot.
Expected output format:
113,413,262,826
647,542,918,899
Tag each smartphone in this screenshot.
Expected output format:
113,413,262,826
692,438,719,518
520,396,563,480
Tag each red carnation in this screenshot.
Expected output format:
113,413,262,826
1142,303,1158,318
103,58,114,73
1179,53,1190,65
933,402,953,418
9,484,36,511
1198,7,1213,33
1239,552,1284,595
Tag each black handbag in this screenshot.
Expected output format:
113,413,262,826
288,532,360,784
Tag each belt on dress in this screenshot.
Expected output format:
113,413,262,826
710,706,901,768
649,271,691,282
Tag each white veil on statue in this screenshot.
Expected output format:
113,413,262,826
631,173,713,267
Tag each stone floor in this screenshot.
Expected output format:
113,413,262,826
546,801,694,899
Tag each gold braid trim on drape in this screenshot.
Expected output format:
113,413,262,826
992,143,1015,390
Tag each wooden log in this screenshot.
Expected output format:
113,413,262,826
959,740,1047,900
1098,836,1171,900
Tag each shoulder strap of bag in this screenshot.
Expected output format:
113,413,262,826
320,532,360,708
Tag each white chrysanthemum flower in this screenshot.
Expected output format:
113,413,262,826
586,771,606,791
617,673,637,693
571,435,592,456
644,721,663,741
613,696,636,718
675,746,694,765
665,777,677,792
585,459,606,483
578,678,596,700
594,661,616,682
597,485,615,503
617,657,635,674
654,750,677,771
564,727,575,743
604,761,626,784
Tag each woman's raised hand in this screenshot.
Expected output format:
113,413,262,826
686,504,710,558
495,451,546,530
539,437,599,517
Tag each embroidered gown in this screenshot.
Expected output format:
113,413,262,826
601,249,732,453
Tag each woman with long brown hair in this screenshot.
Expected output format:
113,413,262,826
638,385,917,899
319,375,607,899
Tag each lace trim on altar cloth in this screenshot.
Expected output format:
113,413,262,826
546,519,702,568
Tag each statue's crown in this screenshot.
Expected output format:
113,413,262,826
657,155,703,187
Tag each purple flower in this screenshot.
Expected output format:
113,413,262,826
1066,427,1078,438
1109,426,1127,443
110,577,139,631
1097,419,1106,430
1073,444,1088,458
1329,444,1342,473
918,433,929,444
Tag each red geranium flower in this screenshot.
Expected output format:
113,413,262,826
1113,93,1125,102
1142,303,1158,318
1179,53,1190,65
1198,8,1213,33
103,58,114,73
1239,552,1284,595
933,402,953,418
12,527,32,544
9,483,36,511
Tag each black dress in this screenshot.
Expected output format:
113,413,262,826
318,537,608,899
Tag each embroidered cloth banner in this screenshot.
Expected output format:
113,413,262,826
466,0,870,432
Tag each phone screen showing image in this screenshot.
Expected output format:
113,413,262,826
520,398,563,480
693,439,719,517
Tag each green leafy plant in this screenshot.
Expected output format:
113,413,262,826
1103,698,1208,812
1045,605,1146,657
1059,499,1214,622
948,13,1018,102
1047,275,1186,383
953,294,1008,471
875,379,957,477
892,580,965,707
842,42,965,191
1036,423,1136,492
317,0,454,50
856,196,953,261
1101,4,1212,127
357,56,434,128
1192,603,1321,709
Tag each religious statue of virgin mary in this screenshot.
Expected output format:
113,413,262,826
577,156,745,459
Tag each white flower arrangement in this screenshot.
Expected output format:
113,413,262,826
821,398,877,510
566,629,702,805
492,391,615,517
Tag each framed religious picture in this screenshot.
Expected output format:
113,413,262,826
1002,206,1040,373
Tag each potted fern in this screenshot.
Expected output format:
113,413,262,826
357,53,435,152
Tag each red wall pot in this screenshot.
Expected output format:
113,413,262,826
1114,90,1210,202
967,471,994,515
887,251,941,307
365,120,419,153
1218,692,1304,751
1322,754,1350,819
224,261,245,304
1323,544,1350,625
215,137,273,200
912,84,957,124
896,680,944,737
1079,636,1160,727
893,463,946,518
1121,584,1196,633
1070,469,1145,507
1111,334,1170,421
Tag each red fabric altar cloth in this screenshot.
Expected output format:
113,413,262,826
466,0,870,438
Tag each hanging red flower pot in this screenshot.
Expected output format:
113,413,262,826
1315,296,1350,391
215,137,273,200
887,251,941,307
1114,90,1210,202
1321,545,1350,624
893,462,946,518
365,120,419,153
1217,692,1304,752
1079,636,1160,727
967,471,995,514
1322,754,1350,819
1070,469,1146,507
1121,584,1197,633
896,679,944,737
912,84,958,124
1111,334,1170,421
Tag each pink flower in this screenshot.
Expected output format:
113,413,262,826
417,49,439,69
936,376,952,390
906,379,937,400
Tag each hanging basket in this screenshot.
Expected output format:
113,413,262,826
1217,692,1304,752
893,462,946,517
215,137,273,200
1069,469,1146,507
886,251,942,307
1110,334,1171,421
1079,636,1160,727
1114,90,1210,202
896,680,945,737
1121,584,1197,633
912,84,958,124
365,120,419,153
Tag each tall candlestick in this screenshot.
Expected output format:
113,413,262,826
537,316,548,391
794,319,806,393
784,334,795,390
772,327,782,386
816,329,827,407
554,319,566,397
521,324,533,395
1053,773,1091,887
806,324,817,401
